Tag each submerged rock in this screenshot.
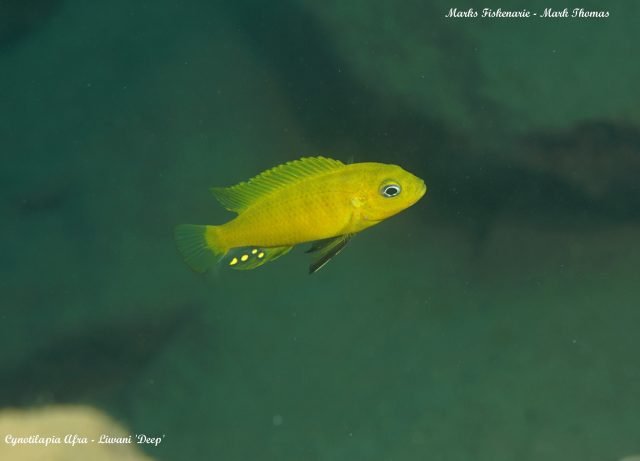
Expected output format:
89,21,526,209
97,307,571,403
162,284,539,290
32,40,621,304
519,120,640,203
0,405,155,460
0,0,62,49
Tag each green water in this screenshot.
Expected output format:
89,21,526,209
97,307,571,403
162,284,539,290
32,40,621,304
2,1,639,460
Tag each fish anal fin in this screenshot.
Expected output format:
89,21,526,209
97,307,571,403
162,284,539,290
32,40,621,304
224,245,293,270
307,234,352,274
211,156,344,213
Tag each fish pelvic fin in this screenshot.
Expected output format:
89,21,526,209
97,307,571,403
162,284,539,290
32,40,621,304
224,245,293,270
307,234,353,274
174,224,226,273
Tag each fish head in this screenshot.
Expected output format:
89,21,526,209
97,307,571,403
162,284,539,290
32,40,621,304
356,163,427,222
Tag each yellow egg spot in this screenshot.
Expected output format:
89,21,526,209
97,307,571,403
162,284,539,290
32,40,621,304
251,249,258,254
229,257,238,266
258,252,265,259
241,254,249,262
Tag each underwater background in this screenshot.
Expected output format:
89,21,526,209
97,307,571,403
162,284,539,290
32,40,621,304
2,0,639,460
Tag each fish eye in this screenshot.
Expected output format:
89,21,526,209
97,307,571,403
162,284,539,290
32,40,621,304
380,183,401,198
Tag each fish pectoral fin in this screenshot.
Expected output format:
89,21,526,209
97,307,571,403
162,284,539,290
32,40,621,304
307,234,353,274
224,245,293,270
305,237,334,254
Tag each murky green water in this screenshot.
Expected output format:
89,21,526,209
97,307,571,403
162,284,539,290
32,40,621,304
2,1,639,460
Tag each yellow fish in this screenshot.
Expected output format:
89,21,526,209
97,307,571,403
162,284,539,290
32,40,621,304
175,156,427,274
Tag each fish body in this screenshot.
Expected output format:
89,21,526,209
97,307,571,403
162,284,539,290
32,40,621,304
175,157,426,273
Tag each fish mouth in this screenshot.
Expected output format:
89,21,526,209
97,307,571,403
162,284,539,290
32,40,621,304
407,181,427,207
416,180,427,199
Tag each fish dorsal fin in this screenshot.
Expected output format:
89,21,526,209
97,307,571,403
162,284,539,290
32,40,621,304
211,156,344,213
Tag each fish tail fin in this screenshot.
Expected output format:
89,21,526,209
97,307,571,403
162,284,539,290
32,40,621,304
174,224,226,273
